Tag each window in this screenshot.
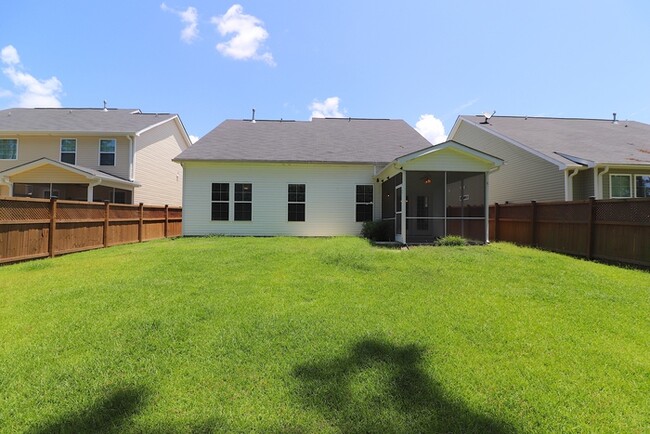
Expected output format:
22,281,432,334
288,184,305,221
355,185,373,222
234,183,252,221
211,183,229,220
99,139,116,166
635,175,650,198
60,138,76,164
0,138,17,160
610,174,632,198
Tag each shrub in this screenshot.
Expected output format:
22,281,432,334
436,235,468,246
361,220,393,242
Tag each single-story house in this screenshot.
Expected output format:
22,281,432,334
174,117,503,243
0,107,192,205
448,114,650,203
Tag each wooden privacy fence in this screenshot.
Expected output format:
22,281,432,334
490,198,650,267
0,197,182,264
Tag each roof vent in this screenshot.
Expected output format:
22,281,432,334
612,112,618,124
251,108,256,123
103,100,108,112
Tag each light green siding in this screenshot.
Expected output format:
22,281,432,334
451,122,565,203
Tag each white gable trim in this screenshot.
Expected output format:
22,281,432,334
450,117,570,170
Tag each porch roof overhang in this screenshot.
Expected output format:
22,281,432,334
0,158,140,188
374,140,504,181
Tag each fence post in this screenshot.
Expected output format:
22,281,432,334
494,203,500,241
586,197,595,259
138,202,144,242
103,200,110,247
164,204,169,238
48,198,57,258
530,201,537,247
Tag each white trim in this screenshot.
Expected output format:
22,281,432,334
0,137,18,160
287,182,306,222
355,184,374,223
450,117,569,169
98,138,117,166
565,168,580,201
634,174,650,198
396,140,504,166
609,174,632,199
136,115,193,150
60,138,77,165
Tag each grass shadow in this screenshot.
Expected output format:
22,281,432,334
293,338,515,433
33,386,148,434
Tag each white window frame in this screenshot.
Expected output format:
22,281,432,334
634,174,650,198
60,138,77,165
355,184,374,222
0,138,18,160
288,183,306,222
99,138,117,166
234,182,253,222
609,174,632,198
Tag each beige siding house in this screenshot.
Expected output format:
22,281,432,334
0,108,191,205
449,115,650,203
175,118,502,243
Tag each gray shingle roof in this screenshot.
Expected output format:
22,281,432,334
174,118,433,164
459,115,650,166
0,108,178,134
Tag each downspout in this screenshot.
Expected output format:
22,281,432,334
0,176,13,197
597,166,610,199
485,166,501,243
88,179,102,202
564,168,580,201
127,135,135,182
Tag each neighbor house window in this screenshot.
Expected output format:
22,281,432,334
211,183,229,220
234,183,252,221
635,175,650,198
99,139,116,166
0,138,17,160
288,184,305,221
610,174,632,198
60,138,76,164
356,185,373,222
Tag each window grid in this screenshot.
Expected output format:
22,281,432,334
234,183,252,221
356,184,373,222
60,138,76,165
211,183,229,221
288,184,306,222
99,139,116,166
0,138,17,160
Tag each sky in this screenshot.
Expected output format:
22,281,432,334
1,1,650,144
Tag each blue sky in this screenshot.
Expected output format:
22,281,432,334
1,1,650,143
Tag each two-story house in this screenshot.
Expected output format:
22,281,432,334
0,108,192,205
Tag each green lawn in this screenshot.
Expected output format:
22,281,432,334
1,237,648,433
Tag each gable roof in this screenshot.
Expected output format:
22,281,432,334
0,108,180,136
453,115,650,167
174,118,433,164
0,157,139,187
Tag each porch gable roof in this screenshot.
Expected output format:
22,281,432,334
375,140,503,181
0,158,140,188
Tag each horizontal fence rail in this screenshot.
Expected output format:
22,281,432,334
490,198,650,267
0,197,182,264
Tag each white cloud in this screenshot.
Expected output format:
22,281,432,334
415,114,447,145
189,134,199,144
1,45,62,108
211,4,275,66
161,3,199,44
309,97,346,119
1,45,20,65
